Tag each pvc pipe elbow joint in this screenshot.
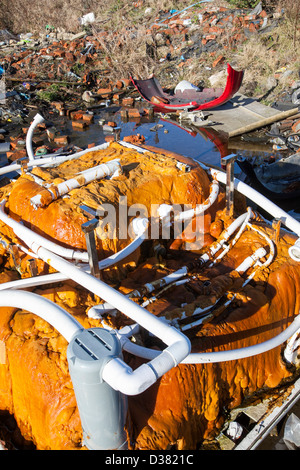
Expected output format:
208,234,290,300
102,334,191,396
26,113,45,161
289,238,300,262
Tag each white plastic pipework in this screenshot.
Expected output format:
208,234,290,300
235,246,267,273
0,218,149,291
208,166,300,262
182,309,300,363
26,113,45,161
284,329,300,365
88,211,252,317
0,290,83,342
157,179,219,222
0,142,111,177
30,159,122,209
115,307,300,365
16,236,190,395
166,246,267,328
142,210,252,295
0,200,89,262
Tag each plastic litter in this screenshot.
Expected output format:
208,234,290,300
292,88,300,105
283,413,300,450
80,12,95,26
174,80,201,93
227,421,243,440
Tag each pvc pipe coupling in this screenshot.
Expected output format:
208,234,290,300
289,238,300,262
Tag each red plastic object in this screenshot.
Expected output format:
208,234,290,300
130,64,244,112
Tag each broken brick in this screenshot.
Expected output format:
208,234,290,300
212,55,225,67
97,87,112,96
72,121,88,130
122,97,134,106
54,135,69,145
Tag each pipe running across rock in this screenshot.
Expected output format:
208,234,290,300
0,217,149,291
0,290,83,342
207,165,300,262
30,159,122,209
0,208,191,395
88,210,252,318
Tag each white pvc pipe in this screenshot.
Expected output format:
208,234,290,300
175,247,267,329
117,308,300,365
120,310,300,365
18,237,190,395
0,272,68,290
183,310,300,363
0,290,83,342
0,217,148,292
209,167,300,262
0,143,111,177
26,113,45,161
284,329,300,365
235,247,266,273
89,211,251,316
0,200,89,262
30,159,122,209
177,180,219,221
158,180,219,223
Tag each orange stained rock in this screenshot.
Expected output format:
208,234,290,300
0,142,299,450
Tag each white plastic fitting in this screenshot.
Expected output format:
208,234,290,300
235,247,266,273
0,142,111,177
289,238,300,262
0,200,89,262
209,166,300,262
20,240,191,396
30,159,122,209
26,113,45,161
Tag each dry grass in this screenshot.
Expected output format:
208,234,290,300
233,16,300,98
1,0,299,100
0,0,190,35
94,25,157,81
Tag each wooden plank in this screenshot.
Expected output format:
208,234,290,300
198,94,299,137
234,377,300,450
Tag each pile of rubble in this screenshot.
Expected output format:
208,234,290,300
145,1,277,72
0,1,298,168
0,2,281,84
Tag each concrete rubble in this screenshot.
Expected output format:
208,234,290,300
0,2,298,179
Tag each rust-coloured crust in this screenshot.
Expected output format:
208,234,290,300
0,142,299,450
